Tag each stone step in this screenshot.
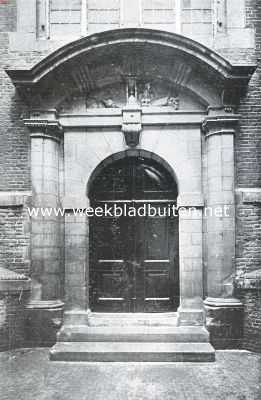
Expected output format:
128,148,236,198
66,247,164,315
87,312,178,327
50,342,215,362
58,326,210,343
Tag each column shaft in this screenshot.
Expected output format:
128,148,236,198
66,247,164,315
203,116,237,299
31,134,62,301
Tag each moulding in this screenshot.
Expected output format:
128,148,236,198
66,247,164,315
204,297,243,308
6,29,256,111
6,29,256,85
60,111,205,129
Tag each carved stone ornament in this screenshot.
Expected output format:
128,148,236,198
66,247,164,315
127,75,138,105
122,104,142,148
86,96,119,109
122,126,142,148
139,82,155,106
82,80,180,110
166,95,180,110
137,82,180,109
84,84,126,109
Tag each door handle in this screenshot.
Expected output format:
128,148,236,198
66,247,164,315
126,261,142,270
133,261,142,270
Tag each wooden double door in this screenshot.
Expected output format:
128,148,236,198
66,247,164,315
89,156,179,312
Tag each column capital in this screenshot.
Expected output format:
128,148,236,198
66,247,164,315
24,109,63,141
202,114,239,138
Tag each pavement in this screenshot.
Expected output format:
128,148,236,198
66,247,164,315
0,348,260,400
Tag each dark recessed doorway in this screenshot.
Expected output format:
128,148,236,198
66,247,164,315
89,154,179,312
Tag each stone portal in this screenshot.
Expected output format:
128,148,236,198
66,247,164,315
6,29,255,360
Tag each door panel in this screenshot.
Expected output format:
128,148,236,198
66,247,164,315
89,156,179,312
136,204,178,312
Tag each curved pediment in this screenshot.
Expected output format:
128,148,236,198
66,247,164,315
6,28,255,109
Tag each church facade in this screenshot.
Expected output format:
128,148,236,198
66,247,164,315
0,0,260,360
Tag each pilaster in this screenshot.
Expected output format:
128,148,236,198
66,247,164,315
177,194,205,326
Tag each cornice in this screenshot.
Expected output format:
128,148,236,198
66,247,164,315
5,29,256,109
5,29,256,86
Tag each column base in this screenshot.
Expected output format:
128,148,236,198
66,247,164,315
204,297,243,349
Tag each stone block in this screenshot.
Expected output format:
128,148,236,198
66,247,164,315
65,246,86,262
65,286,87,309
34,194,59,208
25,302,64,347
66,271,86,286
187,140,201,158
180,244,202,258
41,275,61,300
179,233,191,246
180,219,202,233
32,233,60,247
191,233,202,245
50,341,215,362
222,177,234,191
208,177,222,191
205,301,243,349
17,0,36,33
65,262,85,275
43,260,61,274
206,166,222,179
65,221,87,236
177,192,204,208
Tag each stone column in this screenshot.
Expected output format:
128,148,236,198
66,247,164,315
24,111,64,345
177,193,205,326
202,112,243,348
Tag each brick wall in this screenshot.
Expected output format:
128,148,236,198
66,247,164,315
233,0,261,352
0,36,31,192
0,292,28,351
237,1,261,188
235,202,261,275
237,289,261,352
0,206,31,276
0,2,47,351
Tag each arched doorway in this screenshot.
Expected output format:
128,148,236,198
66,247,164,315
89,153,179,313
